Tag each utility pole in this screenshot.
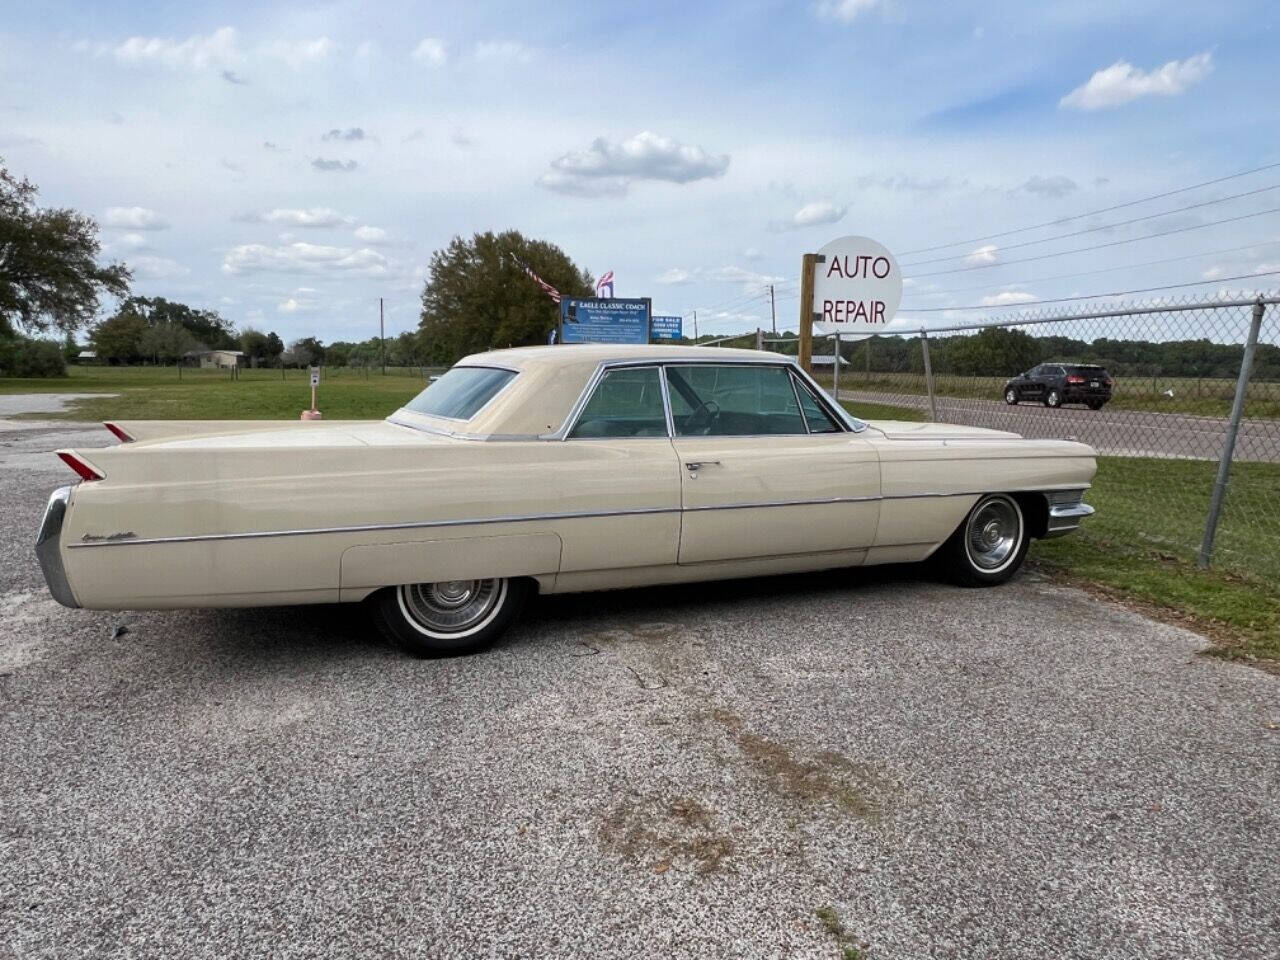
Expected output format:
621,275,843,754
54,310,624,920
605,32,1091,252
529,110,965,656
769,284,777,335
693,310,698,341
379,297,385,375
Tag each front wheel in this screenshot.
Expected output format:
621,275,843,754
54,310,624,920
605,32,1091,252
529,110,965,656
370,577,530,656
1044,389,1062,408
1004,388,1018,405
939,494,1028,587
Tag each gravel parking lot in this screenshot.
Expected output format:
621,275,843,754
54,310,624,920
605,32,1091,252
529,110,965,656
3,419,1279,960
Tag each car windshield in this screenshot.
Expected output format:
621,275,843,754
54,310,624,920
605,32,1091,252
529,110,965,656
400,366,517,420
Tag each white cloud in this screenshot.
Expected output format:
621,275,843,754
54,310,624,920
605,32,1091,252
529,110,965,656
311,158,358,172
965,244,999,265
222,242,394,277
774,201,848,231
1060,52,1213,111
537,131,730,198
112,26,241,70
474,41,532,64
980,289,1038,306
129,255,190,280
261,37,336,69
260,207,354,227
815,0,883,24
354,225,390,243
116,232,150,250
1022,175,1077,199
412,38,447,65
655,266,783,290
1255,262,1280,274
1202,265,1226,280
103,206,168,230
742,247,762,261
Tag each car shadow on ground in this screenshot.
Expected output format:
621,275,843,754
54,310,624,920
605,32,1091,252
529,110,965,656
188,563,943,665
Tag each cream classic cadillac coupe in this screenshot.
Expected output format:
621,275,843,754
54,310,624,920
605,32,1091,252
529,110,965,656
37,345,1096,655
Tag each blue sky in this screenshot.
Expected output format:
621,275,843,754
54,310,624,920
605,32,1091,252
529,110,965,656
2,0,1278,343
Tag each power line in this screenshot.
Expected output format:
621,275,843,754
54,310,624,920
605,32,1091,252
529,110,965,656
902,240,1280,300
897,270,1280,313
897,159,1280,256
899,183,1280,267
906,206,1280,279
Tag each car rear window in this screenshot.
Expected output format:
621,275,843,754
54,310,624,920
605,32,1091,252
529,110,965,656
401,366,517,420
1069,365,1109,376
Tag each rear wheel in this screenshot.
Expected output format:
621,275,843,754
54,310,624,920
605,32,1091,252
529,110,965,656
940,494,1028,587
1044,389,1062,408
371,577,530,656
1004,388,1018,405
1087,399,1106,411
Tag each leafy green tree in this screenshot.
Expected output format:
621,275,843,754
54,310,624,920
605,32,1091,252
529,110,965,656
418,230,592,363
239,328,274,366
90,309,147,362
283,336,325,367
139,322,203,363
0,158,130,335
119,296,236,349
265,332,284,366
0,336,67,377
945,327,1041,377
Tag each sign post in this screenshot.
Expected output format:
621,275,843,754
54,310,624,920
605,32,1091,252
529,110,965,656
799,235,903,374
301,365,322,421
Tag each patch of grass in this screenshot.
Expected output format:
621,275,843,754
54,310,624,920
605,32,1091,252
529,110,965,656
839,399,926,423
1031,456,1280,662
1,365,435,420
815,905,865,959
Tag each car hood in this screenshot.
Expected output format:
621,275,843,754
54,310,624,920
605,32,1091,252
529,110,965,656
864,420,1022,440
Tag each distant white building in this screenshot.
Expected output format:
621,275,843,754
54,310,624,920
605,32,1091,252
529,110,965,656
186,349,245,369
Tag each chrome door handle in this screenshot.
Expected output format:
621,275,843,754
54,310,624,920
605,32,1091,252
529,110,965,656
684,460,722,472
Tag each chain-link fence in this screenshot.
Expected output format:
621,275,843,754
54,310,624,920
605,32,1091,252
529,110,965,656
717,293,1280,579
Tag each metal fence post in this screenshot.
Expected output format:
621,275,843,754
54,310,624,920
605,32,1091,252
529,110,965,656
755,327,763,351
920,330,938,422
832,331,841,400
1197,297,1265,568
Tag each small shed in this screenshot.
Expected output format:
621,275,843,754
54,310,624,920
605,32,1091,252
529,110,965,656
187,349,246,369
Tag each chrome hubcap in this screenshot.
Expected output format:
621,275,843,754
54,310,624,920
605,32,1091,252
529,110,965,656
965,497,1021,571
399,578,504,635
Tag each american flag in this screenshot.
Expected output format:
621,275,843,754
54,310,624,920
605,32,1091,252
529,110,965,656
507,253,561,304
595,270,614,298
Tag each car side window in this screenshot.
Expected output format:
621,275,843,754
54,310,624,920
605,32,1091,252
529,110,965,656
792,375,842,433
666,364,807,437
568,366,668,438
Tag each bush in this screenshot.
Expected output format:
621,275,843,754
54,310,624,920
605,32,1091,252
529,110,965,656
0,336,68,377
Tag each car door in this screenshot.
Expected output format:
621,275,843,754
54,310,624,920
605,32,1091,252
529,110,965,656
1022,365,1046,401
664,362,881,564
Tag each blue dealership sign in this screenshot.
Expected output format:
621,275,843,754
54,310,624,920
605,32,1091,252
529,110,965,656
560,298,651,344
650,315,682,341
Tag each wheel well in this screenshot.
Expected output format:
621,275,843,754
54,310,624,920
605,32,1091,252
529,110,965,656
1013,492,1049,540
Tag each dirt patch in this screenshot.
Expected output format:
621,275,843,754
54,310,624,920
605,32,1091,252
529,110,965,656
714,709,895,820
599,794,736,875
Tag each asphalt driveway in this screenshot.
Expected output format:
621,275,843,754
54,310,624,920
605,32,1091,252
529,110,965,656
2,422,1278,959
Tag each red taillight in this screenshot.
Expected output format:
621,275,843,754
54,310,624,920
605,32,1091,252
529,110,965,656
57,452,103,482
1066,376,1085,384
104,422,134,443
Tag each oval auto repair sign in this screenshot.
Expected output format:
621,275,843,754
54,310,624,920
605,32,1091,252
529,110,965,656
812,235,902,331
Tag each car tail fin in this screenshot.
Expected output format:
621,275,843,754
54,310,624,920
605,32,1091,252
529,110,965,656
56,451,104,482
104,422,135,443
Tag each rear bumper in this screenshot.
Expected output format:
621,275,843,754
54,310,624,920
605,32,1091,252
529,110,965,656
1043,501,1095,539
34,485,79,608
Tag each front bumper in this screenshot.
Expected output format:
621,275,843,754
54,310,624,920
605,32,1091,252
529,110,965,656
35,485,79,608
1043,500,1095,538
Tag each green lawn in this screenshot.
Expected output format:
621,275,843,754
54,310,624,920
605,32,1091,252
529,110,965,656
1031,457,1280,662
0,365,436,420
817,370,1280,419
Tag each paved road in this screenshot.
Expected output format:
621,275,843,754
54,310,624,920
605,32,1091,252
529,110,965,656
844,390,1280,462
3,422,1279,959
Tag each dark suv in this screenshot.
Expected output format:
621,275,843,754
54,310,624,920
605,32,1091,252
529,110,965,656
1003,363,1113,410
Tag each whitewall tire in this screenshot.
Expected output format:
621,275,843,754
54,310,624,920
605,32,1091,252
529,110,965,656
371,577,530,656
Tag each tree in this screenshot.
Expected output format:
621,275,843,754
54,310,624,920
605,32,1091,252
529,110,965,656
418,230,592,363
139,322,203,363
240,328,273,366
265,332,285,365
0,158,130,335
117,296,236,349
90,309,147,363
945,327,1041,377
283,336,325,367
